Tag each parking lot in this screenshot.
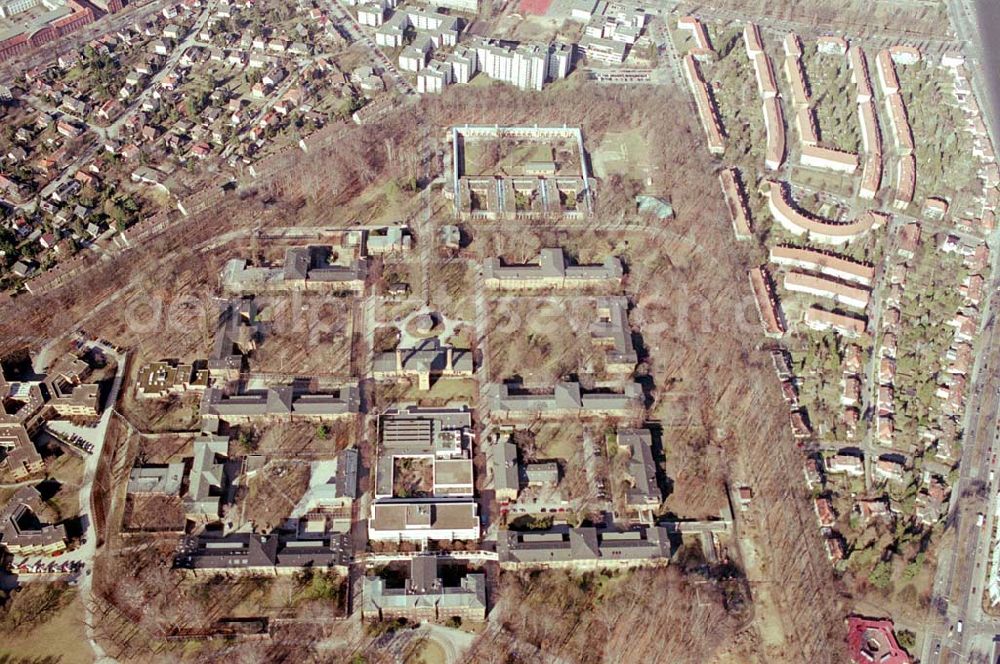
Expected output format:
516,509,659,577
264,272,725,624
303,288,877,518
42,426,95,455
10,558,86,580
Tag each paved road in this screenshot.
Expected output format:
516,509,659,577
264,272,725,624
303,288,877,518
78,341,126,664
12,339,126,662
920,229,1000,662
419,622,477,664
915,1,1000,661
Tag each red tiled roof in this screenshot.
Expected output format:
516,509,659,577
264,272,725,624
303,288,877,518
846,616,911,664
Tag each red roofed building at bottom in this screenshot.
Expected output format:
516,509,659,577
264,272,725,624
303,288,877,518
846,616,911,664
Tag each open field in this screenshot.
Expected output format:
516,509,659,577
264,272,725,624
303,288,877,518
514,421,586,463
591,129,653,182
0,586,91,664
406,636,449,664
459,135,581,178
428,259,476,321
123,493,186,532
120,390,203,433
377,258,422,299
40,448,86,522
511,421,597,511
135,433,195,464
372,377,476,410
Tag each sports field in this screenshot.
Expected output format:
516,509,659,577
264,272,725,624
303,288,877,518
519,0,552,16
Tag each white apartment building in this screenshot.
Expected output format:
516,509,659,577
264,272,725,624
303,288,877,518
358,4,384,26
417,61,452,94
375,8,459,49
0,0,39,18
368,500,480,542
399,44,429,72
447,46,478,83
425,0,478,11
470,39,572,91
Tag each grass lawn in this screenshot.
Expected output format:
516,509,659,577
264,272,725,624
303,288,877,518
532,421,584,461
406,636,448,664
0,588,92,664
120,389,202,433
592,129,652,182
461,137,580,177
803,46,862,153
253,420,353,456
380,259,422,297
352,177,423,227
374,377,476,409
428,259,476,321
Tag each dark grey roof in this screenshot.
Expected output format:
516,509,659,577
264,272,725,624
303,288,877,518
362,554,486,616
335,448,360,500
208,297,258,371
174,533,350,569
591,297,638,368
184,437,228,517
486,382,642,416
483,248,623,284
408,555,440,593
0,486,67,550
498,525,671,564
491,437,520,496
201,385,358,419
617,429,660,506
283,246,367,283
372,338,474,375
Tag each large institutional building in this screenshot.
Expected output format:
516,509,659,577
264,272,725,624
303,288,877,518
471,39,573,91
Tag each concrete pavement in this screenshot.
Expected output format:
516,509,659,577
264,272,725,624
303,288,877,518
75,340,126,664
